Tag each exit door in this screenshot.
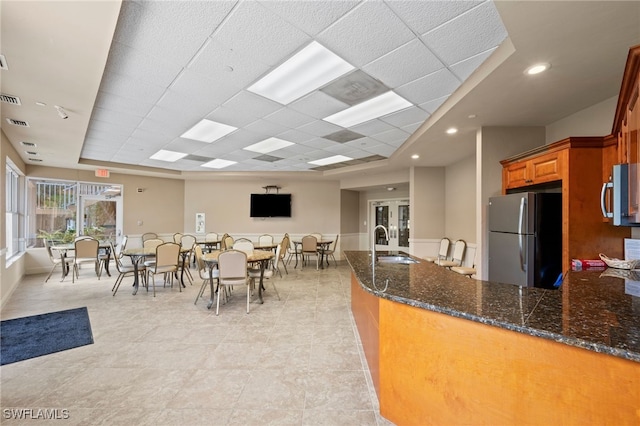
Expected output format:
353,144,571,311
78,195,123,244
371,200,410,251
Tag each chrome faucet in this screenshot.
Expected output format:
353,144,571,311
372,224,389,264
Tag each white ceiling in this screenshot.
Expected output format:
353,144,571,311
1,1,640,182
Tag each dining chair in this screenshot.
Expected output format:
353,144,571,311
142,238,164,267
216,249,250,315
193,245,219,305
436,239,466,269
258,234,273,247
424,237,450,263
310,232,322,241
173,232,183,243
204,232,219,252
180,233,197,273
44,239,72,283
72,237,101,283
111,242,147,296
278,234,290,275
324,234,339,267
145,242,180,297
141,232,158,243
233,238,254,255
285,234,301,266
301,235,319,270
248,243,281,301
451,248,476,277
220,234,234,250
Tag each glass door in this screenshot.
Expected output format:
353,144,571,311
371,200,410,251
78,195,123,244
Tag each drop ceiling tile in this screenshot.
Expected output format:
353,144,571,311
129,127,172,145
145,106,197,132
288,90,349,119
165,138,205,153
221,91,282,122
94,91,154,117
317,1,415,68
138,116,190,137
273,143,315,156
155,89,218,118
402,121,424,134
419,96,449,114
275,129,316,144
245,119,290,137
104,42,183,88
206,105,261,128
379,106,429,128
388,0,482,35
170,69,238,108
450,47,497,81
90,106,144,129
362,143,396,157
213,1,310,67
187,37,271,90
264,108,315,129
323,143,359,155
87,119,136,138
350,119,395,136
396,69,461,105
371,128,410,144
259,0,359,36
113,0,235,65
363,39,445,88
297,120,342,137
421,1,507,66
298,137,336,150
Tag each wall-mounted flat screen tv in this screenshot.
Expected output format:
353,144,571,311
250,193,292,218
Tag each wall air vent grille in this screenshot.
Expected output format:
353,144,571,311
6,118,29,127
0,93,21,105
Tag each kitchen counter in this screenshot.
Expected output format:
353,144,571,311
345,250,640,363
346,250,640,424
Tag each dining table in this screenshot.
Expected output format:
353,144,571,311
52,240,114,280
121,247,155,295
202,249,274,309
195,239,222,253
292,239,333,269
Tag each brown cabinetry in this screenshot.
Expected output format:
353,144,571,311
501,138,630,273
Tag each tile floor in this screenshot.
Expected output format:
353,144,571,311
1,259,394,425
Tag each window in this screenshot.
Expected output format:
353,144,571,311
27,178,123,247
5,160,24,258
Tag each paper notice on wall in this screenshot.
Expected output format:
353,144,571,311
624,238,640,261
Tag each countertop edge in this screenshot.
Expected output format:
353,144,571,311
346,254,640,364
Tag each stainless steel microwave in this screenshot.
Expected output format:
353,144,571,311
601,163,640,226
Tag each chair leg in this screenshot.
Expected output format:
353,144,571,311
216,285,221,315
246,284,250,314
44,263,58,283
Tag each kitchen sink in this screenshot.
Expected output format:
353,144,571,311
377,255,420,264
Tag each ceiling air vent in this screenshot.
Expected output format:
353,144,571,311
0,93,21,105
0,54,8,70
6,118,29,127
20,141,37,147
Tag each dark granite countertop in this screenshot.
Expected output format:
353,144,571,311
344,250,640,363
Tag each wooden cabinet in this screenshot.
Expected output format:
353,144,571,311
501,138,630,274
503,150,564,190
612,44,640,223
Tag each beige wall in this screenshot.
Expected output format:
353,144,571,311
445,154,476,243
1,130,27,307
546,96,617,143
183,178,340,237
410,166,446,240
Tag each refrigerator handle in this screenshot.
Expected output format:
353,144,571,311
518,197,526,272
600,181,614,218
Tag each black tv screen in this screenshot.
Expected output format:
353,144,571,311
250,194,292,218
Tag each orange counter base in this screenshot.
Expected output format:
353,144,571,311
351,273,640,425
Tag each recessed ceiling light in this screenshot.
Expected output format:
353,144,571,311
525,63,550,75
411,154,419,159
248,41,355,105
323,91,412,128
150,149,187,162
387,187,396,191
243,137,294,154
35,101,47,107
181,119,237,143
468,114,477,119
446,128,458,134
201,159,237,169
308,155,353,166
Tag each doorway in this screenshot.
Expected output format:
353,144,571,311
370,199,410,251
78,195,123,244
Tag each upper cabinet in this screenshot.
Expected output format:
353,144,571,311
502,148,566,191
612,44,640,223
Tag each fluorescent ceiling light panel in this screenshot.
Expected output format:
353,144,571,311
201,159,237,169
243,137,295,154
308,155,352,166
181,119,237,143
323,91,412,128
150,149,187,162
247,41,355,105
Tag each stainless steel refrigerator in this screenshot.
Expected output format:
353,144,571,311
488,192,563,288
